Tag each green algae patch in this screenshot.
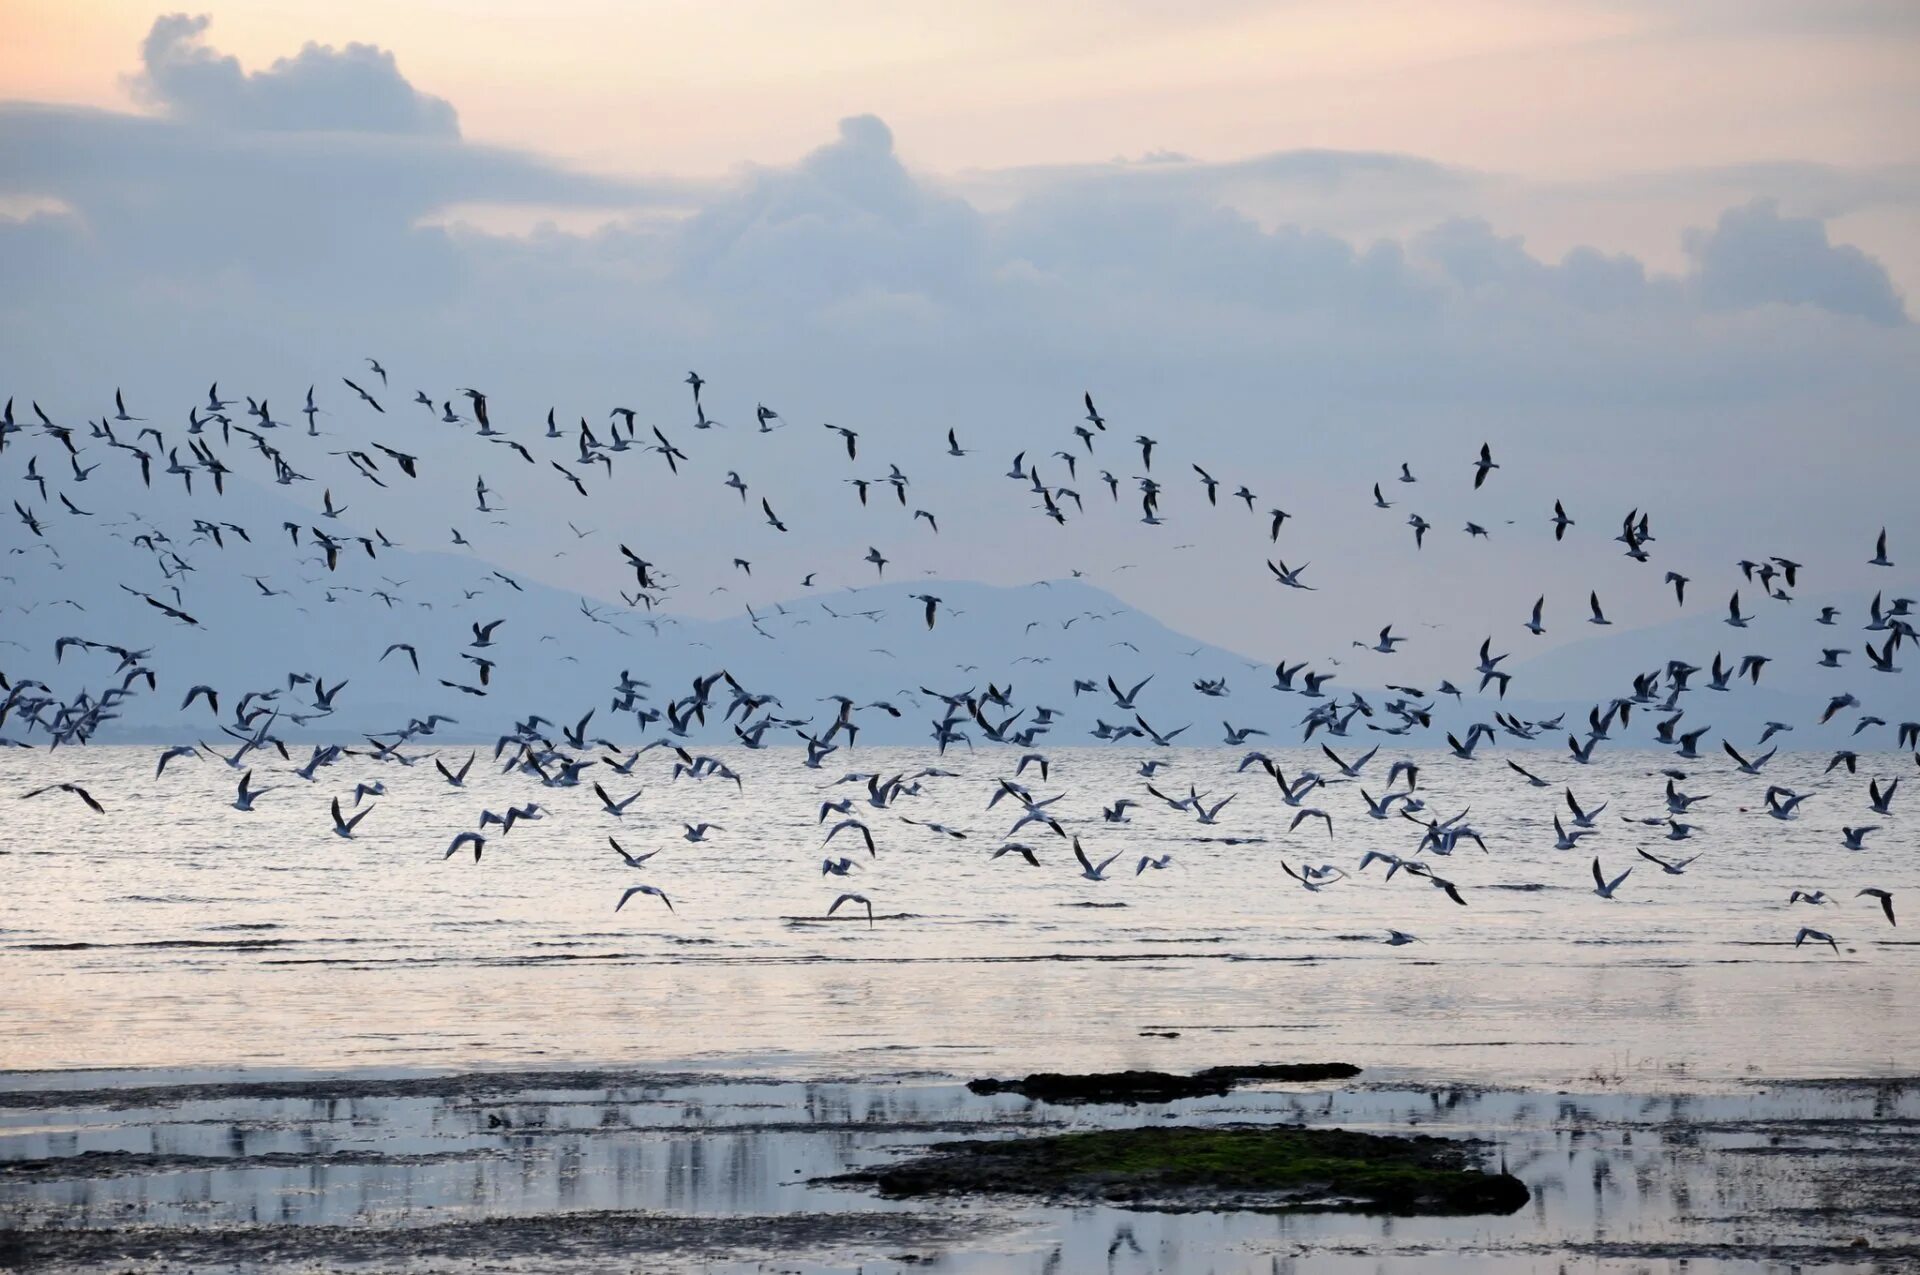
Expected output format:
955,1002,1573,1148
842,1124,1529,1215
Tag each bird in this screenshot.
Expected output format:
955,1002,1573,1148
19,782,104,813
1073,838,1123,881
231,770,273,812
329,796,373,838
610,838,659,869
1591,857,1631,899
1793,927,1839,953
828,892,874,928
1472,442,1498,489
1870,527,1893,567
616,884,674,914
1636,848,1697,875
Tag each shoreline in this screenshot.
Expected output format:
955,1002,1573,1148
5,1060,1918,1272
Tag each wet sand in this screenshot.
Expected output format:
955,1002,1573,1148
4,1065,1917,1273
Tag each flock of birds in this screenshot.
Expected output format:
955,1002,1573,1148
1,366,1912,954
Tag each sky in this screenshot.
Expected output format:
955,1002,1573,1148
2,4,1918,678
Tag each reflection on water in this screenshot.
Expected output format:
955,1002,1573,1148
3,1074,1916,1272
5,743,1917,1269
2,746,1915,1086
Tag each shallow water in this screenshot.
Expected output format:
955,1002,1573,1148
3,745,1915,1086
3,1071,1916,1272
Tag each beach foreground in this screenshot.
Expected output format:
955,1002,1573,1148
4,1064,1916,1273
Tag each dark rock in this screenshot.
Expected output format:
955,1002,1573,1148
967,1063,1360,1104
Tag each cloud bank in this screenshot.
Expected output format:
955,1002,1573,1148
0,15,1915,658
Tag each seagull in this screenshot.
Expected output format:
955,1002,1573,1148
1553,815,1594,850
828,892,874,928
19,782,105,813
231,770,273,812
1565,788,1608,828
1281,860,1346,891
610,838,659,869
435,753,476,787
824,819,877,856
1289,808,1334,837
1136,854,1174,875
1868,778,1898,815
1636,848,1697,874
1870,527,1893,567
1073,838,1123,881
1472,442,1498,489
1793,927,1839,953
1507,760,1550,787
1591,856,1631,899
1858,889,1896,926
444,831,486,862
329,796,373,838
1723,741,1775,775
595,782,641,816
616,884,674,913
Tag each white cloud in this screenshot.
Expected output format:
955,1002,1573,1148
131,13,459,136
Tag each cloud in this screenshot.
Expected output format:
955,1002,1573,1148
131,13,459,137
0,17,680,303
0,17,1915,654
669,114,986,314
1684,197,1908,325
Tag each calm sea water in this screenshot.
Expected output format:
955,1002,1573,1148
3,745,1914,1087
